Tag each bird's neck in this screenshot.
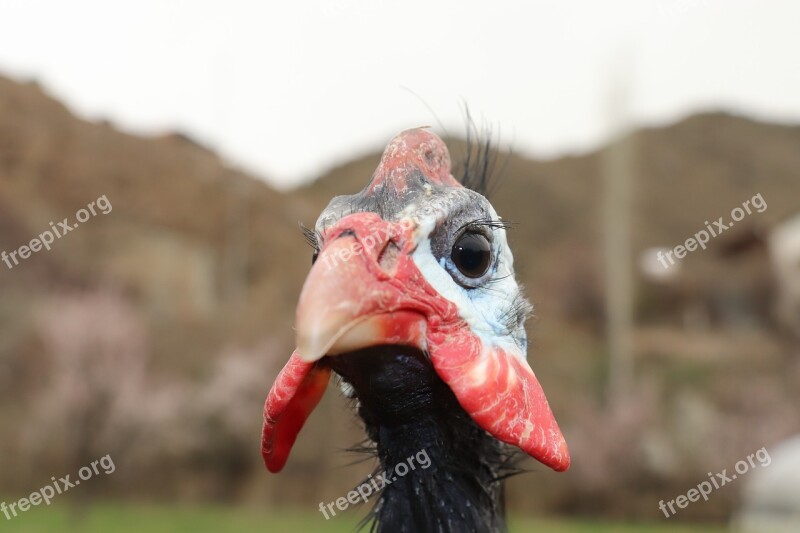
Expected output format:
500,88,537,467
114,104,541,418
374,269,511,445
328,346,518,533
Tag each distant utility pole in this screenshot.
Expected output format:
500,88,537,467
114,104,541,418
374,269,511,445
224,177,250,309
603,62,636,411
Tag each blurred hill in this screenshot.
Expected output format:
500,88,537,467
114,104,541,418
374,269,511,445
0,75,311,373
1,74,798,520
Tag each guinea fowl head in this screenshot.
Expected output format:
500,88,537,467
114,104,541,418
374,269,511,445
262,128,569,532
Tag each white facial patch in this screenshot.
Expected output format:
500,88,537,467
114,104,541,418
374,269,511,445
410,203,529,360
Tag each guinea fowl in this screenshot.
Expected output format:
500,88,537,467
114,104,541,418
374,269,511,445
261,128,570,532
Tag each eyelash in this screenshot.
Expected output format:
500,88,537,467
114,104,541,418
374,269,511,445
455,217,512,235
300,223,321,251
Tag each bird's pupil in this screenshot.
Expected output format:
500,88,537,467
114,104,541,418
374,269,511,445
451,233,491,278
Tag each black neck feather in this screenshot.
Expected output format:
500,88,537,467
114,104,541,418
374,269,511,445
327,346,521,533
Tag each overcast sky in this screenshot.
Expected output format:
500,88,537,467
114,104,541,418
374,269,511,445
0,1,797,189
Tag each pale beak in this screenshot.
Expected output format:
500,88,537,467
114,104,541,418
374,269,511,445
295,235,427,362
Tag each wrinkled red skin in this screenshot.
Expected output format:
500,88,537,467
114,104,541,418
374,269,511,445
365,127,461,194
262,213,570,474
429,328,570,471
261,352,329,473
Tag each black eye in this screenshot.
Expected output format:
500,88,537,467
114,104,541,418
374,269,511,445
451,233,491,278
312,249,319,265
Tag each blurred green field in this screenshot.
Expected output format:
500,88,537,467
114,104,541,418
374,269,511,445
0,503,728,533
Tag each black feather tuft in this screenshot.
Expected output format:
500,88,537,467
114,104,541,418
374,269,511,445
457,110,507,199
